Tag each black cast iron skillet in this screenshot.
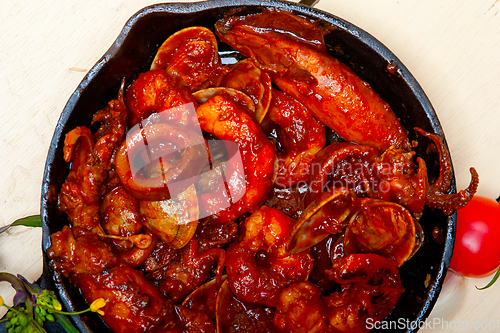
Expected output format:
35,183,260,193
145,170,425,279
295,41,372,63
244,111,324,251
41,1,456,332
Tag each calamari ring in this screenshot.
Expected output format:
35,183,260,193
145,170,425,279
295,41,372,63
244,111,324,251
115,123,207,201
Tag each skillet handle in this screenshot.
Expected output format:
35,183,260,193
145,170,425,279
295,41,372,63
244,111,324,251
298,0,320,6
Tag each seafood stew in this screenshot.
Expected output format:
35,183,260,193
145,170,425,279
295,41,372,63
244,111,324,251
41,1,477,332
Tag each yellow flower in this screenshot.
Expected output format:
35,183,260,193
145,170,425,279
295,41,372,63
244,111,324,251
0,295,4,307
90,298,108,316
52,298,62,311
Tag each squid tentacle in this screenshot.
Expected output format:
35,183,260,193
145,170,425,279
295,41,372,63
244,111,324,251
414,127,452,193
427,167,479,215
414,127,479,215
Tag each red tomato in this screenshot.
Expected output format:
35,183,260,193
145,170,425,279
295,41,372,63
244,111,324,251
449,195,500,278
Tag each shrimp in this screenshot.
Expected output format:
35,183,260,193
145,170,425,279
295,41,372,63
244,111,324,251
125,69,199,128
195,95,275,224
226,206,314,307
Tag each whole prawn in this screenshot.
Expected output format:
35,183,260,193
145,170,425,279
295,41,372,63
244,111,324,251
196,95,275,224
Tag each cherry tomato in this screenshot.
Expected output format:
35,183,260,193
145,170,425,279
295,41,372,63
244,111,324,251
449,195,500,278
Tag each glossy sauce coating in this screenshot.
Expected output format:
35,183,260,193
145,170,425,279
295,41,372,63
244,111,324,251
262,89,326,187
47,8,479,333
196,95,275,224
215,8,410,152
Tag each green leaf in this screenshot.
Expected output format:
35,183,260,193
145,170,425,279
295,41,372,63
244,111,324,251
476,267,500,290
0,215,41,234
54,313,81,333
11,215,42,228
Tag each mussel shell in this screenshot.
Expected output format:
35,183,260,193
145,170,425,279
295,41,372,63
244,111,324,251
217,58,272,123
192,87,256,115
140,184,199,249
183,275,227,320
41,1,455,332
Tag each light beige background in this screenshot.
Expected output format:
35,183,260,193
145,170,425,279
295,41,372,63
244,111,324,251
1,0,499,331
